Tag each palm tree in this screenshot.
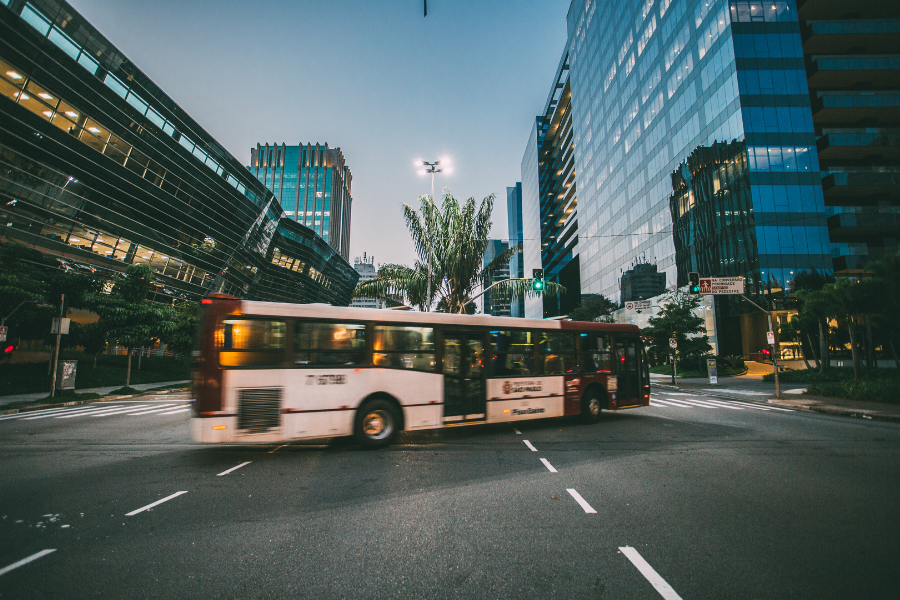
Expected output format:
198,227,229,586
354,190,564,313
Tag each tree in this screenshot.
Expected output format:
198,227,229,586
568,295,618,323
354,190,564,312
86,264,175,387
642,291,712,368
72,322,108,368
792,269,835,374
864,253,900,367
164,301,201,361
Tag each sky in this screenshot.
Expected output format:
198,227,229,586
68,0,571,268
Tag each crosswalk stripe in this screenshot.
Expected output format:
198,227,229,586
677,398,743,410
24,405,130,420
57,405,149,419
125,404,176,415
156,407,191,416
0,406,85,421
696,398,757,410
653,398,694,407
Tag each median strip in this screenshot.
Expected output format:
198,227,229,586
619,546,683,600
125,491,188,516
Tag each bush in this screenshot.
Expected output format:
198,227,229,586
808,379,900,404
721,355,745,369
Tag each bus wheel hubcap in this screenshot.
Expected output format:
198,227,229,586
589,398,600,415
363,410,392,439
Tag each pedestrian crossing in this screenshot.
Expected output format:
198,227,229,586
0,402,192,423
650,395,794,412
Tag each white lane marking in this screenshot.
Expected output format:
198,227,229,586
704,388,768,396
0,549,56,577
655,398,694,407
678,399,743,410
90,405,158,418
217,461,252,476
693,398,748,410
0,405,90,420
156,407,191,416
567,489,596,513
619,546,684,600
125,491,188,516
56,405,149,419
539,458,557,473
523,440,537,452
513,428,521,435
125,404,176,415
21,405,124,420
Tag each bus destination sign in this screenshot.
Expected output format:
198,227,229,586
698,277,744,295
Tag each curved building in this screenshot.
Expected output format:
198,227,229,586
0,0,358,305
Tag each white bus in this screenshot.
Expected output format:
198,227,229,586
192,296,650,448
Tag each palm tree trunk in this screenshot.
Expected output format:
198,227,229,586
847,318,862,380
864,315,876,372
819,320,828,374
126,348,132,387
806,333,820,369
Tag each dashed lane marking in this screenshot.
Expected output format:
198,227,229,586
217,461,252,476
125,491,188,516
523,440,537,452
540,458,557,473
619,546,684,600
0,549,56,577
567,489,596,513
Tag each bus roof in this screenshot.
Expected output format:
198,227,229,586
228,300,640,333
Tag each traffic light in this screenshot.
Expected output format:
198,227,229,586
532,268,544,291
688,272,700,294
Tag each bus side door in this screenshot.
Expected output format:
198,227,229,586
442,333,486,422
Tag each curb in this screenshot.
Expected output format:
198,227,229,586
0,386,190,416
767,400,900,423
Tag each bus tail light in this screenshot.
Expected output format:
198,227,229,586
213,425,226,430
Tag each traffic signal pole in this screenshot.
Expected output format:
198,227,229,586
741,295,782,400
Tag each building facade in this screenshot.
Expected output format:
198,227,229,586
249,143,352,262
506,183,525,317
620,261,667,302
350,252,384,310
482,239,511,317
0,0,358,306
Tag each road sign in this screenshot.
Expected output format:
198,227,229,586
698,277,744,295
625,300,651,312
707,358,718,385
669,338,678,349
0,325,6,342
767,331,775,346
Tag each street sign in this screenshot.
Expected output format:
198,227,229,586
698,277,744,295
707,358,718,385
669,338,678,349
625,300,651,312
0,325,6,342
767,331,775,346
50,318,70,335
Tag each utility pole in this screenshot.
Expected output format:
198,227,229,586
49,294,64,398
741,295,782,399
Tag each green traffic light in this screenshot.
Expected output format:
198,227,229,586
533,279,544,291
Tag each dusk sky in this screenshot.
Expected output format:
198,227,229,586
69,0,571,268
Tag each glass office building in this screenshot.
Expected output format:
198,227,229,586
0,0,358,306
526,0,833,353
249,143,352,262
506,182,525,317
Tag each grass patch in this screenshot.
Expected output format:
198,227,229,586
0,351,190,396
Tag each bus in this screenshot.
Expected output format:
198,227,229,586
191,296,650,448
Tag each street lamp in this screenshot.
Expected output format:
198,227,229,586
415,159,443,311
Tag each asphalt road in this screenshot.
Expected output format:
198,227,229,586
1,392,899,599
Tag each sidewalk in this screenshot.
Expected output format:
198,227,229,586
0,380,190,408
650,373,900,423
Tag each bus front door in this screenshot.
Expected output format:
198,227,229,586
442,334,486,422
615,337,642,407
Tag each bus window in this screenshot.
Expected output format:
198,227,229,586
372,326,436,372
538,331,576,374
581,333,613,373
217,319,286,368
294,322,366,366
489,330,535,377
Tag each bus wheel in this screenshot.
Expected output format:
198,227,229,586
354,399,400,448
581,389,603,424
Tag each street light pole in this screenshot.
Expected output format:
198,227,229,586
415,160,443,312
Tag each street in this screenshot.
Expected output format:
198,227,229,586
1,393,899,599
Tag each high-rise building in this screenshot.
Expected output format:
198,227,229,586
482,239,511,316
800,1,900,274
620,261,667,302
249,143,352,262
0,0,358,306
350,252,384,310
506,183,526,317
524,0,846,353
521,51,582,319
